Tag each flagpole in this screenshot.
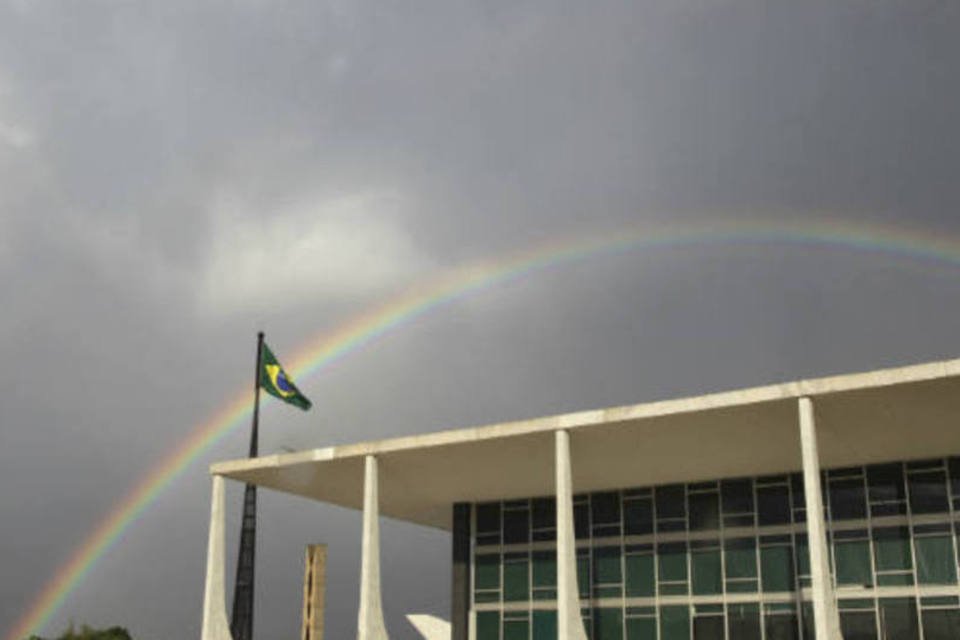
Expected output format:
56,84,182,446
231,331,264,640
249,331,264,457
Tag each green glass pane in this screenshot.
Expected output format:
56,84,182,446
921,609,960,640
728,604,761,640
693,616,723,640
625,617,657,640
660,583,688,595
477,611,500,640
764,614,799,640
660,605,690,640
578,555,590,598
595,608,624,640
874,527,912,571
659,544,688,582
625,554,655,597
795,537,810,577
476,554,500,590
504,560,529,602
532,551,556,587
595,546,623,584
835,540,872,586
688,492,720,531
840,610,877,640
595,586,623,598
692,550,721,595
725,539,757,579
475,592,500,603
532,610,557,640
504,619,529,640
877,573,914,586
761,545,795,592
879,598,919,640
726,580,758,593
916,536,957,584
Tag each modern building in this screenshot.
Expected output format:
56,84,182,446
200,357,960,640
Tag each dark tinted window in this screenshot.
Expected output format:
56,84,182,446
758,486,791,525
908,471,949,514
722,479,754,514
689,492,720,531
830,479,867,520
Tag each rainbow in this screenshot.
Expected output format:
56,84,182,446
7,217,960,640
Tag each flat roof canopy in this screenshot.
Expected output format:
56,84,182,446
212,358,960,531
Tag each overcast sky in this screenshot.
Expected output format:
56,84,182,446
2,1,960,639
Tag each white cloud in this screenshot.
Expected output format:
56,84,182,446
200,189,430,314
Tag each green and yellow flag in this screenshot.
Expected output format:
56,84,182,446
260,343,312,410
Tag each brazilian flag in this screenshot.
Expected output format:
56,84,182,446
260,343,312,410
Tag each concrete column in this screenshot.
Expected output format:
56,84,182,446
555,430,589,640
450,503,471,640
358,455,389,640
201,475,234,640
798,398,843,640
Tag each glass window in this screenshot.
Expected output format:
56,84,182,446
921,608,960,640
578,554,590,598
532,610,556,640
879,598,919,640
624,499,653,535
595,608,625,640
722,478,754,514
728,604,761,640
477,503,501,533
532,551,556,587
660,606,690,640
915,536,958,585
692,549,721,595
503,617,529,640
688,492,719,531
795,535,810,578
531,498,555,530
477,611,500,640
764,613,799,640
625,617,657,640
874,527,912,572
835,540,872,587
758,485,791,525
595,546,623,584
503,559,529,602
625,553,655,597
503,508,529,544
693,615,723,640
725,538,757,578
829,478,867,520
909,470,949,514
659,543,688,583
867,464,905,502
950,457,960,497
593,492,621,525
840,611,877,640
761,545,794,592
476,554,500,590
575,502,590,539
656,485,686,519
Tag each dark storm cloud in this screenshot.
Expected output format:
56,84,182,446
1,1,960,639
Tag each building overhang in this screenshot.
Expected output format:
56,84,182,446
211,357,960,531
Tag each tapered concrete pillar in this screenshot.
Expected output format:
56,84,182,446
555,430,589,640
201,475,234,640
798,398,843,640
358,455,389,640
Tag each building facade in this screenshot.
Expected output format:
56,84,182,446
466,457,960,639
200,357,960,640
